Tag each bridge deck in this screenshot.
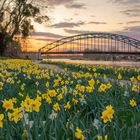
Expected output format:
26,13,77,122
41,51,140,55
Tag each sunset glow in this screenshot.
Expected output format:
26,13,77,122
26,0,140,52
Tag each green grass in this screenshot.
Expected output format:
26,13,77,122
0,56,9,60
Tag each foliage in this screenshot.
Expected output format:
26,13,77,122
0,0,48,55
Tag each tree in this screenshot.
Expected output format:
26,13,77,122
0,0,48,55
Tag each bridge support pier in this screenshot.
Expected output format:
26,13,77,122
38,52,42,60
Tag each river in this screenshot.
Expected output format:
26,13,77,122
44,59,140,67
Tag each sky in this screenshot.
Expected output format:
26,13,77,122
24,0,140,51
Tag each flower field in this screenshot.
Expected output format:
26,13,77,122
0,59,140,140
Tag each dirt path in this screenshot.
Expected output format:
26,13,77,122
34,60,63,73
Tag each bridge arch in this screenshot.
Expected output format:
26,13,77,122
40,32,140,55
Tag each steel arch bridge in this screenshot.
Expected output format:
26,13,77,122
40,32,140,56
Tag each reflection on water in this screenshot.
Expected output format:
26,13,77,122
44,59,140,67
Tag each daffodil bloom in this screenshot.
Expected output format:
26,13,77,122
94,73,98,77
53,103,60,111
96,80,100,85
8,108,23,123
35,81,39,86
61,81,65,85
37,90,41,95
21,96,33,112
98,135,108,140
47,90,57,97
45,82,49,88
11,98,17,103
2,99,14,111
22,129,29,139
36,95,42,102
130,77,138,83
137,75,140,81
118,73,122,80
57,94,63,101
106,83,112,89
75,128,84,140
101,105,115,123
86,86,93,93
54,79,60,87
18,92,24,97
103,74,107,80
64,102,71,110
0,82,4,90
6,78,15,84
132,85,139,93
0,114,4,128
65,80,69,84
32,99,41,112
21,84,25,91
42,94,52,104
93,67,96,72
98,83,107,92
48,110,57,120
130,99,137,107
72,98,78,105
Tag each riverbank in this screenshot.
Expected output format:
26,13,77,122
44,59,140,68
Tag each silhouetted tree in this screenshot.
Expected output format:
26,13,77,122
0,0,48,55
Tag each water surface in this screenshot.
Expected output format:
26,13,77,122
45,59,140,67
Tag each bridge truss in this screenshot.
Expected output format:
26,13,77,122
40,32,140,56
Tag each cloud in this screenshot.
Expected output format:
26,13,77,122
65,2,86,9
118,22,124,24
88,21,107,25
64,18,73,22
34,38,58,42
115,26,140,40
126,21,140,24
110,0,140,4
64,29,91,34
123,26,140,32
46,0,86,9
121,9,140,16
30,32,64,38
110,0,140,16
50,21,85,28
47,0,74,6
49,20,107,29
74,13,79,16
115,31,140,40
65,28,140,40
